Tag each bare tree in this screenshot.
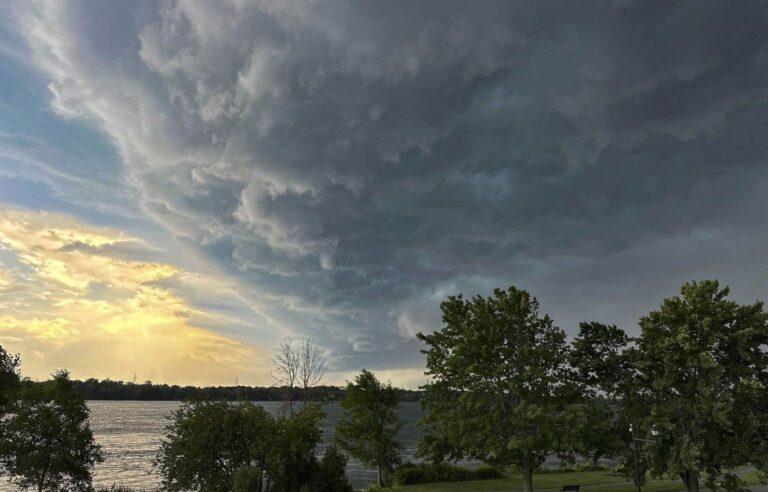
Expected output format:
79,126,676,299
271,339,299,413
299,337,327,408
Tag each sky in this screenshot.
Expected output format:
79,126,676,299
1,0,767,388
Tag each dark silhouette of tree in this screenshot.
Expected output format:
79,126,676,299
335,369,402,487
416,286,579,492
272,339,300,413
0,370,103,492
0,345,20,414
299,337,327,409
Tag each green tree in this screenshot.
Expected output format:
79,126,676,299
158,400,339,492
0,370,103,492
417,286,578,492
335,369,402,487
632,280,768,492
569,323,633,470
309,445,353,492
157,400,276,491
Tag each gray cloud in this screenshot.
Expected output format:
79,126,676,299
17,0,768,373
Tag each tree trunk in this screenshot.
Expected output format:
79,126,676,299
378,463,383,487
521,461,534,492
680,470,700,492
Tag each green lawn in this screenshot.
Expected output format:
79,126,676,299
387,468,766,492
388,470,629,492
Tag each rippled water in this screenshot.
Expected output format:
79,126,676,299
0,401,423,490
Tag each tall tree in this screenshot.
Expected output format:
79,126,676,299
632,280,768,492
335,369,402,487
569,323,633,472
0,370,103,492
417,286,578,492
272,339,300,413
299,338,327,408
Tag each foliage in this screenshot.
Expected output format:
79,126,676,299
392,463,502,485
0,370,103,491
0,345,20,413
570,322,633,397
157,400,276,491
573,397,626,466
157,400,347,492
42,378,422,402
416,286,579,492
336,369,403,487
309,445,354,492
632,280,768,492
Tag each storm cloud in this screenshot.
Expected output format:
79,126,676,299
14,0,768,375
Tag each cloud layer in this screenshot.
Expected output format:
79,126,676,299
6,0,768,381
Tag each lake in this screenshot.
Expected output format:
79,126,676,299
0,401,423,490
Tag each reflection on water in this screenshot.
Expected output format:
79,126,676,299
0,401,423,490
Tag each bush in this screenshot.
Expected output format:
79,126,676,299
393,462,503,485
308,445,354,492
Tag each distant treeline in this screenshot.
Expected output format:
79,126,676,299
29,378,424,402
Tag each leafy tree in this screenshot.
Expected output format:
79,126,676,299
631,280,768,492
158,400,339,492
0,345,20,414
270,404,324,491
570,323,633,470
336,369,402,487
157,400,276,491
0,370,103,492
309,445,353,492
570,322,632,397
574,397,626,466
417,286,578,492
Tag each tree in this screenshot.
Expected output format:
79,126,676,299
0,345,20,418
157,400,276,491
272,339,300,413
157,400,341,492
0,370,103,492
335,369,402,487
310,445,353,492
416,286,578,492
299,337,327,409
631,280,768,492
569,323,633,469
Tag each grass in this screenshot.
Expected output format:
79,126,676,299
387,468,767,492
388,470,630,492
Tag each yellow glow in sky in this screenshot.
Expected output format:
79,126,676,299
0,206,271,385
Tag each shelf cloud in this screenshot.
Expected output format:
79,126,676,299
2,0,768,385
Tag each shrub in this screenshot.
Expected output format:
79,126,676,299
393,462,503,485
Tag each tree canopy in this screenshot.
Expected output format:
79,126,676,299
416,286,579,492
0,370,103,492
335,369,403,487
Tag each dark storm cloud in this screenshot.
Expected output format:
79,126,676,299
19,0,768,371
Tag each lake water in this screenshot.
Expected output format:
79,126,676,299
0,401,423,490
